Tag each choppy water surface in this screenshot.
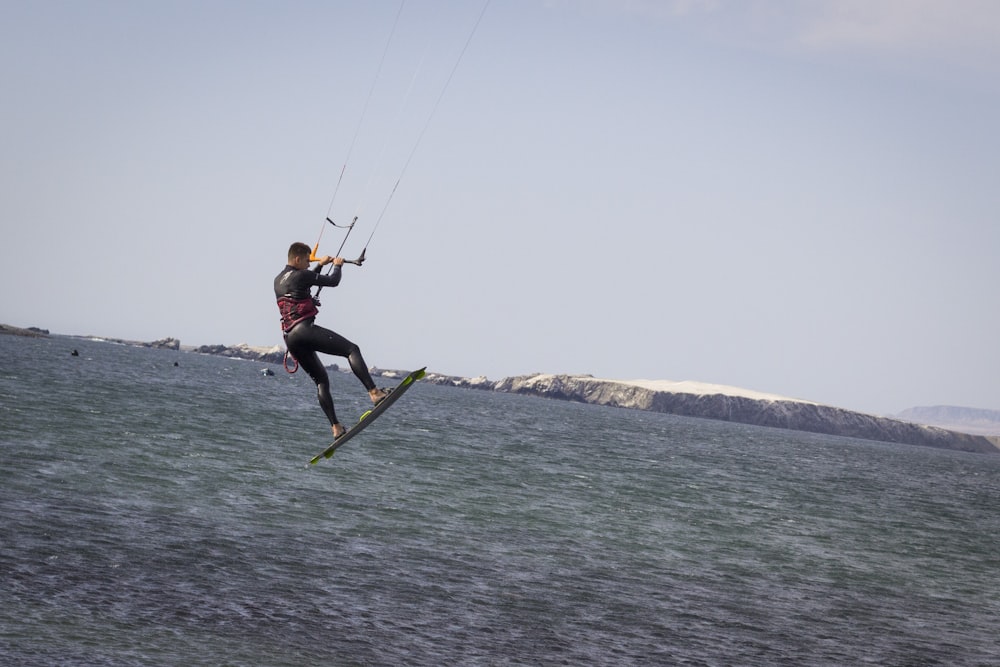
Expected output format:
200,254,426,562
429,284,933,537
2,335,999,665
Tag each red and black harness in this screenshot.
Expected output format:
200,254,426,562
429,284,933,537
276,295,319,373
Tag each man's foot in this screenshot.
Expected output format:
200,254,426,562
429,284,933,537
331,423,347,439
369,388,389,405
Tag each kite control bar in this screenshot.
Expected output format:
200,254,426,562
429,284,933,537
309,248,366,266
337,248,367,266
310,216,365,266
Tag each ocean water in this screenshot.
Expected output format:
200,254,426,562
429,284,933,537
2,334,999,667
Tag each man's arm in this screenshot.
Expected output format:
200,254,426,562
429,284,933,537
305,255,343,287
310,264,342,288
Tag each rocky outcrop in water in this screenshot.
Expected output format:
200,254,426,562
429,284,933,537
146,337,180,350
423,372,999,455
193,343,285,364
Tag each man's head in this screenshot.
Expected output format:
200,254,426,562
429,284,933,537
288,242,312,269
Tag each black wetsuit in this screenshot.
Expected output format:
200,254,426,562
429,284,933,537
274,263,378,427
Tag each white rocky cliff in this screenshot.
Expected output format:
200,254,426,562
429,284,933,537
427,372,999,455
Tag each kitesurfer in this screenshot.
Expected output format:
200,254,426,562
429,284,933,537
275,242,387,439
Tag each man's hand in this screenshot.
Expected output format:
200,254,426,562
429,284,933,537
317,255,345,267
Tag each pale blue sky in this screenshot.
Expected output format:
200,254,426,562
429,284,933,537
3,1,998,415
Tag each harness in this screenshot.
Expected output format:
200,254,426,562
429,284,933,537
277,295,320,374
277,295,319,333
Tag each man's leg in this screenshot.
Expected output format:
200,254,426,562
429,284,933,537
311,325,386,403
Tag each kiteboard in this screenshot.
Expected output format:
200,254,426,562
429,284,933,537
309,367,426,464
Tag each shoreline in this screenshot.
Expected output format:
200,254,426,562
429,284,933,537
4,324,997,452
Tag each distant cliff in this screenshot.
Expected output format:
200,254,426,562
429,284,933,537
423,372,999,455
0,324,50,337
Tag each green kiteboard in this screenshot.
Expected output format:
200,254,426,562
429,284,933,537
309,367,426,464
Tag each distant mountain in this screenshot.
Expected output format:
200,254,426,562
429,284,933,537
896,406,1000,437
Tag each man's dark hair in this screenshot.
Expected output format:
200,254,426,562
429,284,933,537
288,242,312,262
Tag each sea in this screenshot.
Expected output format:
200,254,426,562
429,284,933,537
2,334,999,667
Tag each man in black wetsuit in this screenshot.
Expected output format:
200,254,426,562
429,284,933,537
275,242,387,440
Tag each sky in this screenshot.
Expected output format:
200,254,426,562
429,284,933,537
3,0,999,416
